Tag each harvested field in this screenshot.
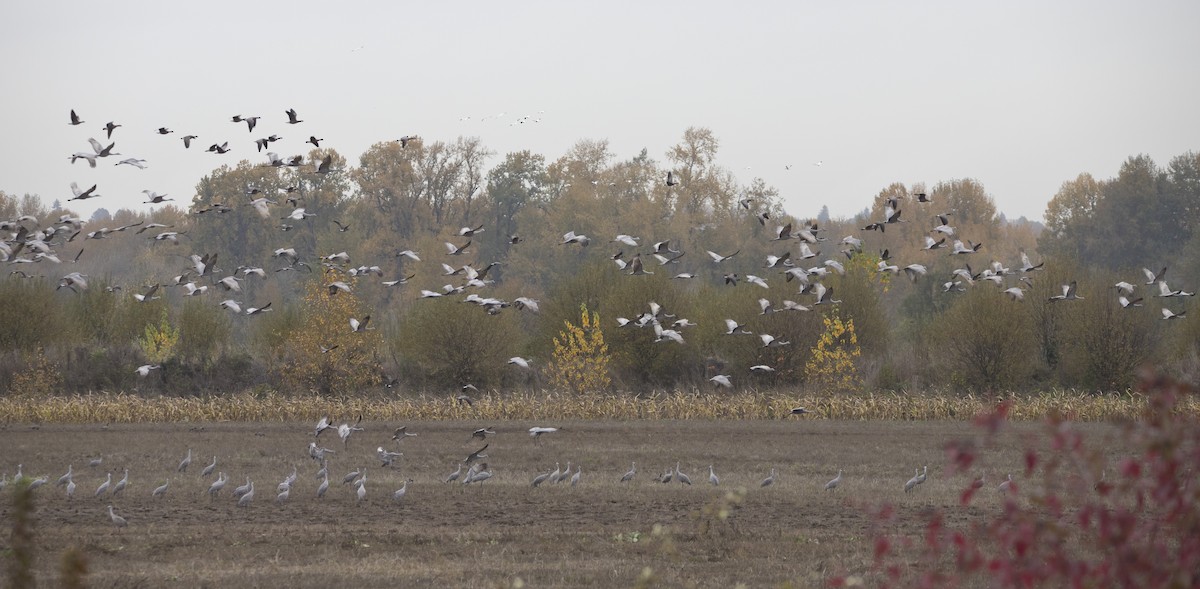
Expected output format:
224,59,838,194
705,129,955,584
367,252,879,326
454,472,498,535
1,419,1125,588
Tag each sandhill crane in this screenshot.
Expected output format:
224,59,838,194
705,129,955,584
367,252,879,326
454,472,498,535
392,479,413,502
532,469,553,487
998,474,1014,494
95,472,112,497
555,462,573,484
238,482,254,507
468,466,493,485
276,485,290,504
178,449,192,472
916,465,928,486
675,463,692,485
546,462,561,483
472,427,496,440
314,472,331,498
314,415,333,437
825,470,842,491
904,468,921,493
464,444,489,465
342,467,362,485
759,333,790,348
445,464,464,484
308,442,336,462
529,426,559,440
508,357,531,369
790,407,811,416
708,465,719,486
57,465,73,487
621,462,636,483
107,505,127,528
233,476,252,498
110,469,129,496
153,480,169,498
28,476,49,490
66,477,76,498
724,319,752,335
660,467,673,484
570,466,582,487
391,426,418,444
377,446,403,467
1143,266,1167,285
88,457,102,468
760,468,777,488
201,456,217,478
338,415,364,447
710,375,733,388
750,365,776,373
1003,287,1026,302
355,473,368,504
207,472,227,499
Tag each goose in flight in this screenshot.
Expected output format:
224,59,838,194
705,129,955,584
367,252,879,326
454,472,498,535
1161,308,1187,320
561,231,590,246
760,333,790,348
951,240,982,255
133,284,161,302
307,136,324,147
349,315,373,332
182,135,198,148
1117,296,1143,308
314,154,334,174
665,171,679,186
101,121,121,138
1049,281,1083,302
285,108,303,124
68,182,100,201
706,249,739,263
1156,281,1194,298
1142,266,1167,285
69,109,84,125
813,284,840,305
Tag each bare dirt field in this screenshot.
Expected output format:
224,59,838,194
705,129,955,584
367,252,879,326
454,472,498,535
1,419,1124,588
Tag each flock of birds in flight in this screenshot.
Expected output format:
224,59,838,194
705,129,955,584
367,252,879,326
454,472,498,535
1,416,972,530
0,107,1193,388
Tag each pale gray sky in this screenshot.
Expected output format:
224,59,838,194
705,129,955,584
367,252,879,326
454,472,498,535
2,0,1198,222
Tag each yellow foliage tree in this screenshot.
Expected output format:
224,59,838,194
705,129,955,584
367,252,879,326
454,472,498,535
138,310,179,365
282,271,383,394
549,303,612,393
804,314,863,392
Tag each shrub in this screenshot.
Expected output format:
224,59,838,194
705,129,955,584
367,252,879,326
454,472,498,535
851,371,1200,588
548,303,612,393
805,314,864,392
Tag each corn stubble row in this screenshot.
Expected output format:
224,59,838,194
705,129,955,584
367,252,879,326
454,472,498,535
0,389,1188,424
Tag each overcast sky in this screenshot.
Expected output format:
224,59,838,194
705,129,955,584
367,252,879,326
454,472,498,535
2,0,1197,222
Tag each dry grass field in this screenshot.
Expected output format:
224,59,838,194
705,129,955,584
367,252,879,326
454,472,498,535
1,419,1127,588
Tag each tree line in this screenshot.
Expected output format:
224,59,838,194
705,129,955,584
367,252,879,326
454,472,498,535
1,128,1196,396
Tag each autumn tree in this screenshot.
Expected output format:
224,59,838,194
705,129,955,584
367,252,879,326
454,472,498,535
280,271,382,394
